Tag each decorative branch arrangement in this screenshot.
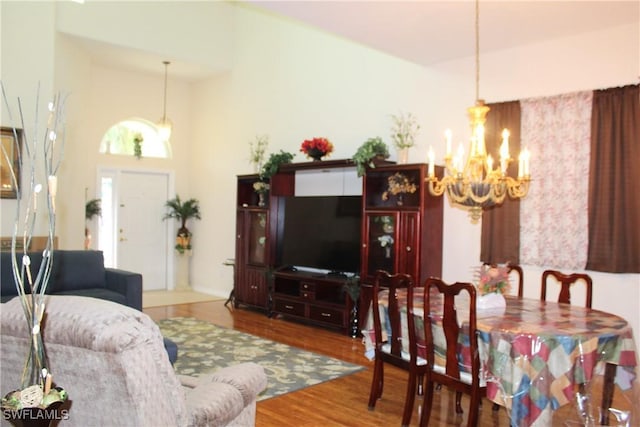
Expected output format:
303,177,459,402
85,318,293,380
0,82,69,410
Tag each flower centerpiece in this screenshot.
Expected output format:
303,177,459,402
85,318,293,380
474,264,510,310
381,172,417,206
300,137,333,161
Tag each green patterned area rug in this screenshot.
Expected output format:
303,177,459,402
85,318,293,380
157,317,364,401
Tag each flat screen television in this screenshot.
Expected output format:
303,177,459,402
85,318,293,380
280,195,362,274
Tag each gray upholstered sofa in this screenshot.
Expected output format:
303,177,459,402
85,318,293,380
0,250,142,310
1,295,267,426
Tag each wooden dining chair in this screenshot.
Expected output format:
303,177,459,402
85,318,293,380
482,263,524,412
541,269,593,308
367,269,425,427
410,277,486,427
483,263,524,297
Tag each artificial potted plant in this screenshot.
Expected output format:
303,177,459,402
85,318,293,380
85,198,102,250
352,137,390,177
259,150,295,180
163,195,201,254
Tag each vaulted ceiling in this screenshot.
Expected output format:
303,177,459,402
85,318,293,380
248,1,639,67
66,1,639,81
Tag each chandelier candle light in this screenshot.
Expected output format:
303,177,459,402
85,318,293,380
426,0,530,222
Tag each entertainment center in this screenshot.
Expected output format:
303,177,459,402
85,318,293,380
234,159,443,334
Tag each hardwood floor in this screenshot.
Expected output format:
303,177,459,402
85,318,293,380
144,300,630,427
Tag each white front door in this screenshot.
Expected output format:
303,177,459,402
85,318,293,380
97,169,172,291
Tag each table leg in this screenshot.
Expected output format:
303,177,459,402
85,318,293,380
599,362,617,426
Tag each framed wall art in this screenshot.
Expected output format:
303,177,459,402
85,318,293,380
1,127,22,199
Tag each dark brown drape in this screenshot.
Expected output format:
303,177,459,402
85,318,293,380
586,84,640,273
480,100,521,264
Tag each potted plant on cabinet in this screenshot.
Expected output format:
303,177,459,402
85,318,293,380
163,196,201,255
259,150,295,180
352,137,390,177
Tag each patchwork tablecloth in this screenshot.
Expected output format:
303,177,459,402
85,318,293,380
362,290,638,427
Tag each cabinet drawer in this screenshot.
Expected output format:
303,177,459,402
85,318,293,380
308,305,345,326
300,290,315,300
273,299,305,317
300,281,316,292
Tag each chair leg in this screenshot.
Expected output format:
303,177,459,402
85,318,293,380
455,391,463,414
420,380,435,427
368,359,383,409
401,371,417,427
467,393,482,427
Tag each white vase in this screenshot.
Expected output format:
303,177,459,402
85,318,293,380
397,147,409,164
476,292,506,312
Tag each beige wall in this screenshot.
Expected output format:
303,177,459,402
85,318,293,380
1,2,638,348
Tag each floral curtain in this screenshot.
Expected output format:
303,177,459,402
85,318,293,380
519,91,593,269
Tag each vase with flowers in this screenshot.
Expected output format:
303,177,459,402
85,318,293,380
253,181,270,207
300,137,334,161
378,235,394,258
249,134,269,173
474,264,510,311
390,111,420,164
381,172,417,206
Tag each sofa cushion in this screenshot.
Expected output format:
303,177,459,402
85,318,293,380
48,250,106,292
1,251,48,297
53,288,127,306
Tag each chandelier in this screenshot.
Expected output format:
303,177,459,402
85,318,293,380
157,61,172,141
426,0,530,223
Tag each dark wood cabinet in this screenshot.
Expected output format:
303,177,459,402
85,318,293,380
234,208,269,309
361,163,444,285
272,270,354,334
234,173,293,310
233,160,442,335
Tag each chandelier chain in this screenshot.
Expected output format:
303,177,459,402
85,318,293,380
475,0,480,102
162,61,170,121
425,0,531,223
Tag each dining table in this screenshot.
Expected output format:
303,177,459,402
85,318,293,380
361,288,638,427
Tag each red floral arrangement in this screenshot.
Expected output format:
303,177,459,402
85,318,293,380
300,137,334,160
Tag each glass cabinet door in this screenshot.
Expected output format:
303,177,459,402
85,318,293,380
247,211,268,266
363,212,398,278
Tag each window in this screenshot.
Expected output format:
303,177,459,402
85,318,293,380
99,118,172,159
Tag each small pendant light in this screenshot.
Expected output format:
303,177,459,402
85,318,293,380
157,61,172,141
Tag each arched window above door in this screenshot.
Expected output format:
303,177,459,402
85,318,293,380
99,118,172,159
